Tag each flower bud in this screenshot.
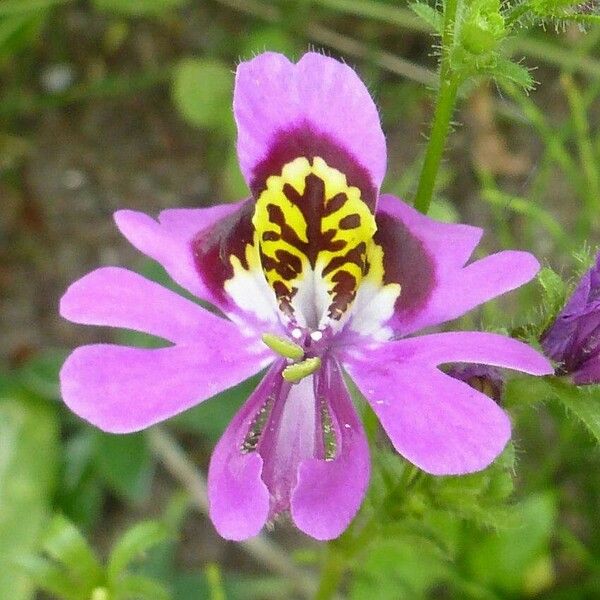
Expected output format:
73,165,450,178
447,363,504,402
461,0,505,55
541,253,600,385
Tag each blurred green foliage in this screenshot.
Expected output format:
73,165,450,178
1,0,600,599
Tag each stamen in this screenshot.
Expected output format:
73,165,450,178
261,333,305,360
319,396,337,461
291,327,303,340
282,357,321,383
241,394,275,453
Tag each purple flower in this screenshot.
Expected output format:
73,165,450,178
59,52,552,541
446,364,504,403
541,253,600,384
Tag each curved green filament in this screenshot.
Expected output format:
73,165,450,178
261,333,305,360
282,357,322,383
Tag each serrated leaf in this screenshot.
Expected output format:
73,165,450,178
492,56,534,90
107,521,170,585
42,515,103,589
0,394,58,600
92,0,187,17
549,379,600,443
171,58,234,133
409,2,443,33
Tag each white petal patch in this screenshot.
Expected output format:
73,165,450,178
347,240,401,341
348,282,400,341
224,245,280,329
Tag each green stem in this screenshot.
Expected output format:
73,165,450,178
413,0,461,214
561,74,600,229
315,545,345,600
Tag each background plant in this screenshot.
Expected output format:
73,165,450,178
1,0,600,598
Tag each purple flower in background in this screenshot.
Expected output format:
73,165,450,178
447,364,504,403
541,253,600,384
60,52,552,541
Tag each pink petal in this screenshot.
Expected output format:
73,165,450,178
114,202,242,307
60,267,219,345
291,360,370,540
60,342,271,433
207,363,285,540
344,344,518,474
375,195,540,335
387,332,552,375
234,52,386,199
424,250,540,328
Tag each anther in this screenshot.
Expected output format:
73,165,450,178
261,333,305,360
282,357,322,383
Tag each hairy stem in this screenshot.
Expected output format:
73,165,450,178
413,0,461,214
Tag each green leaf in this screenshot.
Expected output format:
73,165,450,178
94,431,155,503
0,13,42,58
42,514,104,590
171,373,262,442
171,58,234,133
15,555,82,600
351,537,448,599
107,521,170,585
112,574,171,600
92,0,187,17
549,379,600,443
409,2,443,33
464,492,557,594
0,394,58,600
491,56,535,90
17,348,68,400
241,26,298,57
0,0,71,17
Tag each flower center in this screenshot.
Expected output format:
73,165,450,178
261,327,335,383
252,156,377,330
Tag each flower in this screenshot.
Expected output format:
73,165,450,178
541,253,600,384
446,364,504,402
60,51,552,541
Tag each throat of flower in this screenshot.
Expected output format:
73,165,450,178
261,332,322,383
252,155,377,329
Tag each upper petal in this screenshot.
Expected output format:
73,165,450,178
60,266,217,345
291,359,370,540
234,52,386,204
60,339,271,433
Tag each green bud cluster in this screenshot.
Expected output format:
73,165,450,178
460,0,506,55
